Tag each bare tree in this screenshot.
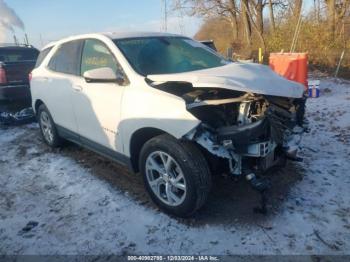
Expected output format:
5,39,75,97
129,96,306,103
293,0,303,19
250,0,264,35
241,0,252,46
172,0,241,41
228,0,239,40
313,0,321,24
268,0,276,33
324,0,350,39
326,0,336,38
245,0,267,50
173,0,268,49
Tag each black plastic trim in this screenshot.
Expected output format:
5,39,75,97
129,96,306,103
217,118,269,148
56,125,133,170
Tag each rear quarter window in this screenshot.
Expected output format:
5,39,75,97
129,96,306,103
35,47,53,68
48,40,83,75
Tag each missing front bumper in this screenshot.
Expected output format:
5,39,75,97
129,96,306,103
186,122,303,176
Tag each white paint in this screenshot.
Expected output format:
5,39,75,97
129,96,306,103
83,67,117,81
148,62,305,98
31,33,200,157
31,32,304,160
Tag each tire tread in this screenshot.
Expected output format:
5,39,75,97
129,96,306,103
139,134,211,217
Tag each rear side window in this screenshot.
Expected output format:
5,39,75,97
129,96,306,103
35,47,53,68
48,40,83,75
0,48,39,62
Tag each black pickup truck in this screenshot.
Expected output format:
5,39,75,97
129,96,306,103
0,45,39,107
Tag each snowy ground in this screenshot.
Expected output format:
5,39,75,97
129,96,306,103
0,76,349,256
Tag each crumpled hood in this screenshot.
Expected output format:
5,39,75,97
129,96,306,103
147,62,305,98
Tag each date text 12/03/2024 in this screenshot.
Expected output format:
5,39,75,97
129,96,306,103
127,256,220,261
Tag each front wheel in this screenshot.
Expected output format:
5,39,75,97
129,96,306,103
139,134,212,217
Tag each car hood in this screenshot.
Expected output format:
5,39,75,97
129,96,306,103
147,62,305,98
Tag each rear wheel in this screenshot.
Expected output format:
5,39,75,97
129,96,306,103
38,104,62,147
139,134,211,217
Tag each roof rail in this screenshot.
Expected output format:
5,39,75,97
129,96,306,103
0,43,35,48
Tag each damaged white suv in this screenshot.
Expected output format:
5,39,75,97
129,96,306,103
31,32,306,217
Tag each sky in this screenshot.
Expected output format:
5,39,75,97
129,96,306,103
2,0,202,48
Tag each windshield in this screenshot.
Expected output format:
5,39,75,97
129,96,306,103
113,37,229,76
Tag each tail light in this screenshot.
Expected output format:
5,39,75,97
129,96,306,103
0,67,7,84
29,72,32,82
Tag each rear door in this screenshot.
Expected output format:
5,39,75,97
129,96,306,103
71,38,127,151
43,40,83,133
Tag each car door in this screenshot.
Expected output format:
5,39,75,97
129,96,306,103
44,40,84,134
71,38,127,152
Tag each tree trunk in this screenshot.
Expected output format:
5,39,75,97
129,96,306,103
230,16,239,41
256,0,264,35
326,0,336,40
293,0,303,20
268,0,276,34
241,0,252,47
243,0,266,52
228,0,238,40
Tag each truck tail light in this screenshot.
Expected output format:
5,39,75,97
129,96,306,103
0,67,7,84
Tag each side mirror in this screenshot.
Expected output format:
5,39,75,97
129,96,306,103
83,67,125,85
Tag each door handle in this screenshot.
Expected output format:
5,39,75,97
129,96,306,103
73,85,83,92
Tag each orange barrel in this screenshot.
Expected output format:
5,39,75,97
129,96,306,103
269,53,308,89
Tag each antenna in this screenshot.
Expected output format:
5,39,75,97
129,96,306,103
40,34,44,47
24,33,29,45
13,35,18,45
178,3,185,35
161,0,168,32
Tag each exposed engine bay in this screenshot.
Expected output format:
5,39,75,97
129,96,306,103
149,80,306,177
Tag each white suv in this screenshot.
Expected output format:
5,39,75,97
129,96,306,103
31,32,305,217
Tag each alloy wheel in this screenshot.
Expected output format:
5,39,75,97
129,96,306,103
40,111,54,144
145,151,187,206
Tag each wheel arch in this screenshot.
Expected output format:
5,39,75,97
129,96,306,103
34,99,45,115
129,127,170,173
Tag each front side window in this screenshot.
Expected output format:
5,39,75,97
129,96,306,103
113,37,230,76
48,40,82,75
80,39,122,77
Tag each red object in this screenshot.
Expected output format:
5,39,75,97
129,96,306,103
0,66,7,84
269,53,308,89
28,72,32,82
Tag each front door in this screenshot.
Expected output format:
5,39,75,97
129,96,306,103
71,39,127,152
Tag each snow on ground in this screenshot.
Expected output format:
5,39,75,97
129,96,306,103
0,76,350,255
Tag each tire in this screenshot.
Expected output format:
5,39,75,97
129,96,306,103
37,104,62,147
139,134,212,217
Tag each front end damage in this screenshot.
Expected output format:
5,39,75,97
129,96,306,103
148,76,307,212
183,88,307,213
183,90,306,177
